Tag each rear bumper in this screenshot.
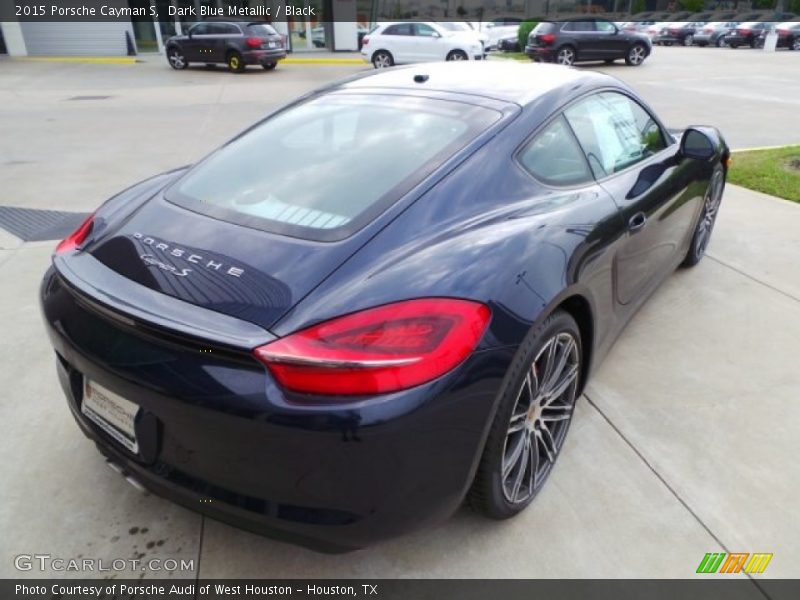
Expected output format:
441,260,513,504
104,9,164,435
525,45,553,60
41,266,513,551
242,48,286,64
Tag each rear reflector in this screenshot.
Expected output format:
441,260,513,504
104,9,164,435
253,298,491,396
55,214,94,254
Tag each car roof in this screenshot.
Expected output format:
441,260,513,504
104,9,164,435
337,62,618,107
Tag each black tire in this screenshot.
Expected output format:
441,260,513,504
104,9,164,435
664,41,673,46
625,43,647,66
166,47,188,70
446,49,468,61
792,37,800,51
371,50,393,69
749,38,757,49
262,62,277,71
682,166,725,267
715,36,726,48
730,43,739,48
227,51,245,73
468,310,582,519
683,34,694,46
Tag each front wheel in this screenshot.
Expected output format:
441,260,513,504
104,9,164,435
167,47,188,70
371,50,393,69
682,166,725,267
555,46,575,65
716,36,727,48
683,34,694,46
446,49,468,61
625,44,647,66
468,310,582,519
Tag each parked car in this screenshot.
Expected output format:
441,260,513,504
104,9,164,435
483,17,523,50
165,19,285,73
726,21,771,48
655,22,704,46
774,21,800,50
439,21,489,50
41,61,729,551
525,18,651,66
360,22,485,68
497,34,521,52
693,22,738,47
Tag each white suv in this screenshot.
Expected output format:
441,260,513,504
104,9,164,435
361,22,485,68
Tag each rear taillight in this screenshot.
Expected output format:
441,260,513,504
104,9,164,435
539,33,556,45
254,298,491,397
55,214,94,254
362,36,369,46
739,28,751,35
245,37,262,48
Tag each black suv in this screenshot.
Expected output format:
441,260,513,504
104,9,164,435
166,20,286,73
525,18,651,66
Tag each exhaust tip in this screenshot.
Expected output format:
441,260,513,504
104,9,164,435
105,458,149,495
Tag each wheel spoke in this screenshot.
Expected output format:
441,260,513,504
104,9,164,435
502,433,526,478
537,426,557,463
509,435,530,501
545,363,579,405
544,337,575,392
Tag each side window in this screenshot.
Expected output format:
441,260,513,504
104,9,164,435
564,92,667,178
190,23,209,36
596,20,616,33
220,23,241,35
518,115,593,186
415,23,438,37
384,24,412,36
564,21,594,32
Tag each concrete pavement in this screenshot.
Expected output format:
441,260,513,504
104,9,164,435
0,50,798,582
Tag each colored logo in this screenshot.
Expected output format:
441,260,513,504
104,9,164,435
696,552,773,574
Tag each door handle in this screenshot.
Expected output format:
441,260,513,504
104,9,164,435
628,211,647,233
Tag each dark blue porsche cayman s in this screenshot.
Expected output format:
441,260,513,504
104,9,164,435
41,62,729,552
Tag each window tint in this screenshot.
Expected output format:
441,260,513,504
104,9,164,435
384,24,412,36
533,22,559,34
167,95,501,239
208,23,239,35
596,20,616,32
519,116,592,186
247,23,278,36
189,23,209,35
415,23,438,37
564,92,667,178
563,21,595,32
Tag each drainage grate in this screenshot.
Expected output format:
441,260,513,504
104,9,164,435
67,95,112,101
0,206,90,242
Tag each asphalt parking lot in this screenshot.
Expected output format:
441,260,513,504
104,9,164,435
0,47,798,582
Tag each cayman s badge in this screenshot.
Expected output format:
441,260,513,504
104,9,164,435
132,233,245,278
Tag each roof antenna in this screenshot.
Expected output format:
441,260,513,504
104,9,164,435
413,74,429,83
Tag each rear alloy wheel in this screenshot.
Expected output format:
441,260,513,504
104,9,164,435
227,52,245,73
446,50,468,61
371,50,393,69
625,44,647,66
555,46,575,65
167,47,188,70
792,38,800,51
682,166,725,267
468,310,581,518
683,34,694,46
716,36,727,48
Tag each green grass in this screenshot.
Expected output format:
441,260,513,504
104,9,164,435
728,145,800,203
491,51,530,61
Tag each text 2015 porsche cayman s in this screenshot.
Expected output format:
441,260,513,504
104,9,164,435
41,62,728,551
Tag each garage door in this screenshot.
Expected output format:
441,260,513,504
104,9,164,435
20,22,132,56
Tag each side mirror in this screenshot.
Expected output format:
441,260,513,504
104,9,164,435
680,128,715,160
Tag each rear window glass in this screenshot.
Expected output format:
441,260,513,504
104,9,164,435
533,22,559,34
247,23,278,36
166,95,501,241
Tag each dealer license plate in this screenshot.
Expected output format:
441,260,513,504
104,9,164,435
81,380,140,454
